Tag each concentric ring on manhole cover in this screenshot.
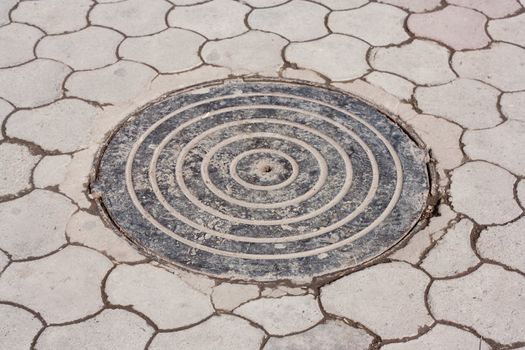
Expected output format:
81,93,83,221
91,79,431,281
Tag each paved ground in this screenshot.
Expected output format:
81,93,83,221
1,0,525,349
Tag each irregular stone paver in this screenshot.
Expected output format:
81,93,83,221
65,61,156,104
105,264,213,329
11,0,92,34
202,31,286,75
33,155,72,188
286,34,370,81
90,0,171,36
450,162,521,225
243,0,288,7
313,0,368,10
407,114,463,170
36,27,123,71
408,6,489,50
453,43,525,91
0,23,44,68
281,68,325,83
377,0,441,12
6,99,98,153
58,148,94,208
0,190,75,259
36,309,154,350
365,72,414,101
489,13,525,47
329,3,408,46
321,262,432,339
211,283,259,311
370,39,455,85
463,120,525,176
0,251,7,271
168,0,249,40
0,246,112,324
0,99,13,141
415,79,501,129
518,180,525,207
501,91,525,122
234,295,323,335
429,264,525,344
447,0,522,18
0,304,43,350
0,144,39,197
0,59,70,108
264,320,374,350
248,0,328,42
382,324,490,350
421,219,480,278
119,29,204,73
0,0,18,26
66,211,144,262
168,0,212,3
477,217,525,273
150,315,265,350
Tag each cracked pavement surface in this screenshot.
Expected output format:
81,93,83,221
1,0,525,349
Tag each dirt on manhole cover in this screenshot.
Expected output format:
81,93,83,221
91,79,431,282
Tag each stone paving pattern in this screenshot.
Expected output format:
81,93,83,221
0,0,524,349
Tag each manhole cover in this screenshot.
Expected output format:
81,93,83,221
91,80,430,281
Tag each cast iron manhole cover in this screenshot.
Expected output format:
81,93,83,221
91,80,430,281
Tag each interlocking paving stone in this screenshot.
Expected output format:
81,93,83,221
313,0,369,10
370,40,455,85
0,23,44,68
33,155,72,189
477,217,525,273
450,161,521,225
11,0,93,34
452,43,525,91
0,190,75,259
518,180,525,207
286,34,370,81
264,320,373,350
488,13,525,47
447,0,522,18
429,264,525,344
377,0,441,12
243,0,288,7
0,0,18,26
211,282,259,310
0,246,112,324
501,91,525,122
92,81,429,280
321,262,432,339
6,99,98,153
281,68,326,84
414,79,501,129
382,324,491,350
119,29,204,74
364,72,414,101
58,148,95,209
149,315,265,350
328,3,409,46
0,99,13,141
248,0,328,41
0,304,43,350
105,264,214,329
0,144,39,197
0,59,70,108
36,27,123,71
168,0,249,40
35,309,154,350
234,295,323,335
0,251,7,271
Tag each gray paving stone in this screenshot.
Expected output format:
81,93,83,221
242,0,288,7
489,13,525,47
281,68,325,83
33,155,72,189
518,180,525,207
448,0,522,18
286,34,370,81
36,26,123,70
0,143,39,197
168,0,250,40
0,190,75,259
264,320,373,350
149,315,265,350
211,282,259,311
371,40,455,85
249,0,328,41
234,295,323,335
0,250,7,271
35,309,154,350
0,23,44,68
105,264,214,329
364,72,414,101
0,304,43,350
58,148,94,208
0,0,18,26
321,262,432,339
0,246,112,324
0,99,13,141
0,59,70,108
450,161,521,225
429,264,525,344
377,0,440,12
328,3,408,46
501,91,525,122
312,0,368,10
119,29,204,73
6,99,98,153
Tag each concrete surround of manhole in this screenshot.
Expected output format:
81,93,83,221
90,79,433,282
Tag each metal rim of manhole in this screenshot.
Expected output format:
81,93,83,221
90,78,434,282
